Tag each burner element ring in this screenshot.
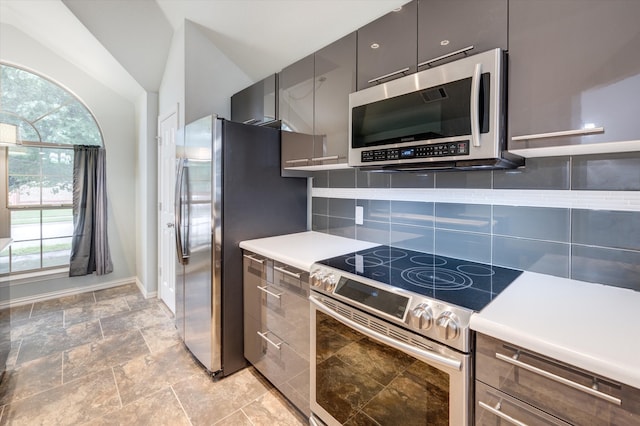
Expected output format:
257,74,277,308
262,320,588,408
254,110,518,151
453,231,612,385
456,264,495,277
401,267,473,290
372,248,408,261
345,255,384,268
410,254,448,266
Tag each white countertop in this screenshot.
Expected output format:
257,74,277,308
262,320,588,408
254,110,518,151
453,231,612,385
0,238,11,252
471,271,640,389
239,231,377,271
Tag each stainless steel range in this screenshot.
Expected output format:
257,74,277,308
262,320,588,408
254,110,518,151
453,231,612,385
308,245,522,426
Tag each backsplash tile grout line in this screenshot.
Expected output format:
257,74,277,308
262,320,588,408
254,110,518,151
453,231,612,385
312,188,640,212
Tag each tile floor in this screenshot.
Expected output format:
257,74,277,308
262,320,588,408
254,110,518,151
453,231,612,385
0,283,307,425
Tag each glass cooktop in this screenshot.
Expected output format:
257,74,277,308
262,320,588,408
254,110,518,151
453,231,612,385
317,245,523,312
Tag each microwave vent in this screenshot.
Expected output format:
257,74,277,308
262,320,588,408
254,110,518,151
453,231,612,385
420,87,448,103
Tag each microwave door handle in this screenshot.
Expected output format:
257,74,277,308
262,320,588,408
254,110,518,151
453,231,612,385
470,62,482,147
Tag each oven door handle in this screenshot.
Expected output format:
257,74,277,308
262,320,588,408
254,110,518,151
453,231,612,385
310,295,462,371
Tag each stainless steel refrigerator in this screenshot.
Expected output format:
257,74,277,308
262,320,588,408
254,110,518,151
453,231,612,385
174,115,307,376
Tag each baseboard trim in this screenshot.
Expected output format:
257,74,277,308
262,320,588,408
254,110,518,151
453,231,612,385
135,278,157,299
1,276,138,308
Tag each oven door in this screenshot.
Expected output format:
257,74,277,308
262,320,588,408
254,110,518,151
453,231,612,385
310,293,472,426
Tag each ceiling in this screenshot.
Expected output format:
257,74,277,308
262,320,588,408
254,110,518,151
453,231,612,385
1,0,409,102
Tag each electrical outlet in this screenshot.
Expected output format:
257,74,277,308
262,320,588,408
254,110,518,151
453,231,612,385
355,206,364,225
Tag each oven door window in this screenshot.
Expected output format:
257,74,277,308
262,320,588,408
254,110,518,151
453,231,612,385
315,311,450,425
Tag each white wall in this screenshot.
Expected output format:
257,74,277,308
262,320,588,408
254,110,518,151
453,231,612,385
135,92,159,297
0,23,137,301
184,20,252,123
159,23,185,127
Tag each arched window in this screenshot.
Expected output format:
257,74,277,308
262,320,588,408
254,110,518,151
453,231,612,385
0,63,104,275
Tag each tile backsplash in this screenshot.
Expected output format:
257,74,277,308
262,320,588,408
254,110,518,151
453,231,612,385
311,154,640,291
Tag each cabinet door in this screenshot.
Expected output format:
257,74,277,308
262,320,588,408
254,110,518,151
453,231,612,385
279,54,314,135
476,333,640,425
417,0,507,68
476,381,571,426
230,75,276,125
314,32,356,166
356,0,417,90
508,0,640,150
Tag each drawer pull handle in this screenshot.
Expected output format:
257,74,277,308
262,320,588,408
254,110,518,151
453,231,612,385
257,331,282,350
243,254,264,264
418,45,475,68
285,158,310,165
495,352,622,405
478,401,528,426
512,127,604,141
274,265,301,279
368,67,411,84
257,285,282,299
311,155,340,162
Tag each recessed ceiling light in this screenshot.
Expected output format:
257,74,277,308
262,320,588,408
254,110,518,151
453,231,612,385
371,43,380,49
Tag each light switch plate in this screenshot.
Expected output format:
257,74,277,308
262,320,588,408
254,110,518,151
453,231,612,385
355,206,364,225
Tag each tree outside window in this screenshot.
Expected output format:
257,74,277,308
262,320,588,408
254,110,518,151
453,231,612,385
1,63,103,275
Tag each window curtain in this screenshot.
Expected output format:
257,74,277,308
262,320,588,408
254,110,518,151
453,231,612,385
69,145,113,276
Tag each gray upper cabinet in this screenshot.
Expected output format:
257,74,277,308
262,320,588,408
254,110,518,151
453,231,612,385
417,0,507,69
508,0,640,150
279,54,320,175
279,54,314,135
314,32,357,166
356,0,418,90
230,74,276,125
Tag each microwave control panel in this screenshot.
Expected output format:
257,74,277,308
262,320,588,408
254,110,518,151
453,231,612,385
361,141,469,163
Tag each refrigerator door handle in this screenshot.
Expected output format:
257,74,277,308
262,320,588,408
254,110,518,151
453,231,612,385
174,158,189,264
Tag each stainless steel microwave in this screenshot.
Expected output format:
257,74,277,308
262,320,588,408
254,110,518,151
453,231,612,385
348,48,522,170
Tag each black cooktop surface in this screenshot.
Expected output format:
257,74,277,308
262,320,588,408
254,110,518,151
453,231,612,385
317,245,523,312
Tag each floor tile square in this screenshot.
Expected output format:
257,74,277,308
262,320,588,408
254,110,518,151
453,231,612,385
0,352,62,405
30,292,96,318
63,330,149,383
100,305,173,337
112,343,203,405
0,369,120,426
16,320,102,365
64,297,130,327
172,367,272,425
83,387,190,426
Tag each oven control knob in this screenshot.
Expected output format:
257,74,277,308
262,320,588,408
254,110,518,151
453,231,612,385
323,273,337,292
408,304,433,330
310,269,324,288
436,312,459,340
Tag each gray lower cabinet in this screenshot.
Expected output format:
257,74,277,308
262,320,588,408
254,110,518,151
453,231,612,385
243,251,310,417
475,333,640,425
417,0,507,69
313,32,356,167
356,0,417,90
230,74,277,125
508,0,640,150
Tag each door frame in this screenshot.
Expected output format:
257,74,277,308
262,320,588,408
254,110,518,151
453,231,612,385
157,103,179,313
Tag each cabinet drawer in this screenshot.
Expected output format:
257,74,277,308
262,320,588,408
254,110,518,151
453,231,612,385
476,381,570,426
476,333,640,425
273,262,309,293
244,314,309,415
243,257,310,359
242,252,271,318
